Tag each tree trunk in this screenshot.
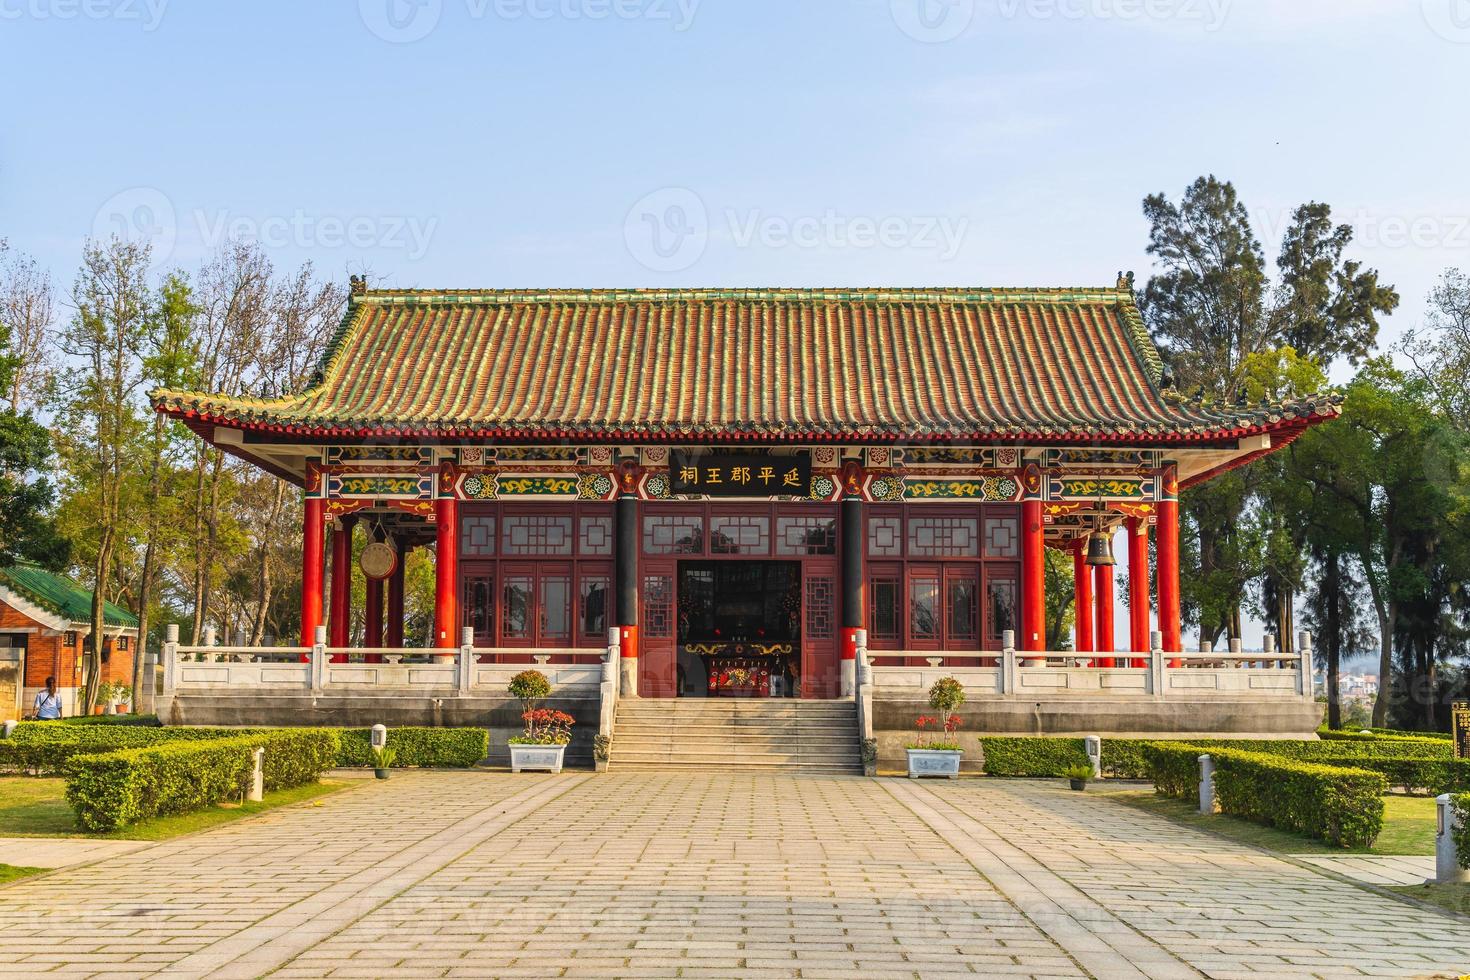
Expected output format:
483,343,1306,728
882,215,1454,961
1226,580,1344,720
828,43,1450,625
86,533,114,714
1324,550,1342,730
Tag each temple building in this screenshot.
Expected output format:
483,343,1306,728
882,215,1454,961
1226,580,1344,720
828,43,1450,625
153,283,1332,749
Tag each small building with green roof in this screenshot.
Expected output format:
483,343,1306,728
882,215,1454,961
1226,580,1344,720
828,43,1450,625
0,563,139,720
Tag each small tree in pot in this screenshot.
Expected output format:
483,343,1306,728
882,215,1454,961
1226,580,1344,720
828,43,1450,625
507,670,574,773
906,677,966,779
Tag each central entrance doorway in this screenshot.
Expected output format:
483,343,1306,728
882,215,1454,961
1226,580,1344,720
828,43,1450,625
637,502,841,699
676,561,801,698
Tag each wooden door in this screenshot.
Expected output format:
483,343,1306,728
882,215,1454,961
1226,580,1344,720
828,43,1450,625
801,561,839,699
638,561,678,697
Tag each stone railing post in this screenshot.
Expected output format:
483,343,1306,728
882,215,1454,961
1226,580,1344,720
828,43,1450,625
202,626,217,663
458,627,474,693
599,628,619,740
1297,631,1313,700
140,653,158,715
162,623,179,693
1001,630,1018,696
1262,633,1276,671
310,625,328,693
248,747,265,803
1085,735,1102,779
1198,754,1216,815
1149,630,1165,698
1436,795,1469,883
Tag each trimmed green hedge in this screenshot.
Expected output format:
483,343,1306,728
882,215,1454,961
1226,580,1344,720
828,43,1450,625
1144,741,1386,848
63,729,339,832
1365,728,1453,741
58,714,162,728
979,737,1089,776
1141,743,1201,801
334,728,487,768
0,726,251,776
1311,757,1470,796
1102,735,1453,780
1453,794,1470,871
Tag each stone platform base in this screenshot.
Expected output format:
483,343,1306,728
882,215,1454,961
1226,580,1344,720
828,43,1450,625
872,696,1324,773
158,694,600,767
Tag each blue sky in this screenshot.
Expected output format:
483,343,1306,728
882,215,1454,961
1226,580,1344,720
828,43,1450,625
3,0,1467,652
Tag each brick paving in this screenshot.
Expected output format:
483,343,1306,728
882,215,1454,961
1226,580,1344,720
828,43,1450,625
0,772,1465,978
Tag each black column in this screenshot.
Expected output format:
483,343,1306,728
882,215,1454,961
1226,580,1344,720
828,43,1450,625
841,495,864,634
615,493,638,630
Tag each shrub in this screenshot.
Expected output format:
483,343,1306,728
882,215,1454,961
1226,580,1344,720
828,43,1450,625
1367,728,1453,741
63,729,339,833
334,728,488,768
1453,794,1470,871
0,726,252,776
1144,742,1386,848
1141,743,1202,801
58,714,162,728
1312,757,1470,797
508,670,552,711
1102,735,1452,778
510,709,574,746
980,737,1088,777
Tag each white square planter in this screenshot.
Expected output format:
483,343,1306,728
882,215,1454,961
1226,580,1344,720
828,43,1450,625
907,748,962,779
510,743,567,774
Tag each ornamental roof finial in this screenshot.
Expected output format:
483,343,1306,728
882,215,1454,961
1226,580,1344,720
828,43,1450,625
349,274,367,297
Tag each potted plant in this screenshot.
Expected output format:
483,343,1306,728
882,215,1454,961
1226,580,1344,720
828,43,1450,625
1063,763,1092,792
507,670,574,773
372,745,396,779
906,676,965,779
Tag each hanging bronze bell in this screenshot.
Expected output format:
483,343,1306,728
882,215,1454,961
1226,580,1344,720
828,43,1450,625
1085,528,1116,567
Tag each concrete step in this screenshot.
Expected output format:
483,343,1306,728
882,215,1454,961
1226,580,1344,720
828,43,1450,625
611,753,862,767
610,763,863,775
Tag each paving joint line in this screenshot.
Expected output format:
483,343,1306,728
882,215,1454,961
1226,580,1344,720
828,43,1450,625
884,777,1203,980
153,774,589,980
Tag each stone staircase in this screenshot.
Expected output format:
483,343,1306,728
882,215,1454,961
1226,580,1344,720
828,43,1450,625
609,699,863,775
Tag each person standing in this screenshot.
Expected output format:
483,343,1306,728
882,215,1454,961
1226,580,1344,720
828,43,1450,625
32,676,62,720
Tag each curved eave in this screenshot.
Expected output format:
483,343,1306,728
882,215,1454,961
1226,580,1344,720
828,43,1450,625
157,402,1340,451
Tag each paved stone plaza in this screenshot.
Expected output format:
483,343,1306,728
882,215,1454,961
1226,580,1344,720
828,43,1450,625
0,772,1466,979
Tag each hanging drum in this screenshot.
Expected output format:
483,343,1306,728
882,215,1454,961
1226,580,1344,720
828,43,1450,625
360,541,399,581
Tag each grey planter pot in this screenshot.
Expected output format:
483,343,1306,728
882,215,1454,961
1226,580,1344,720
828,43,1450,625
906,748,961,779
510,743,567,774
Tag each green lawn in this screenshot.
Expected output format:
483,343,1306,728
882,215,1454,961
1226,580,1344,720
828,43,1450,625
0,777,348,840
1098,788,1438,856
0,864,45,883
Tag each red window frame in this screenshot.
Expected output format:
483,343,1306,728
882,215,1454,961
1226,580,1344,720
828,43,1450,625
458,502,615,649
864,503,1022,651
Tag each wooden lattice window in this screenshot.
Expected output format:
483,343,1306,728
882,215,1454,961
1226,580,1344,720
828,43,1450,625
984,515,1020,558
460,516,497,557
642,515,704,555
908,516,980,558
709,515,770,555
805,575,836,640
502,515,574,556
775,516,837,556
642,575,674,637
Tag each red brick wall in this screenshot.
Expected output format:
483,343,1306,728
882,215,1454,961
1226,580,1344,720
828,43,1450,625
1,599,138,714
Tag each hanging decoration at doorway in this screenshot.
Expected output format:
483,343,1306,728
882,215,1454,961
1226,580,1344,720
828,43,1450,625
360,540,398,581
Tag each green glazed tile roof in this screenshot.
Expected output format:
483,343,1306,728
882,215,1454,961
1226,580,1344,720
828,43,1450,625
152,286,1340,444
0,563,139,628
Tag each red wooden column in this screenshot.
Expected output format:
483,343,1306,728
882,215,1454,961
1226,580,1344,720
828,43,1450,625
364,526,385,652
1158,465,1182,662
1072,540,1093,654
1093,543,1115,668
434,489,459,651
300,495,325,646
1127,517,1150,661
329,515,356,653
386,538,406,648
1020,498,1046,652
